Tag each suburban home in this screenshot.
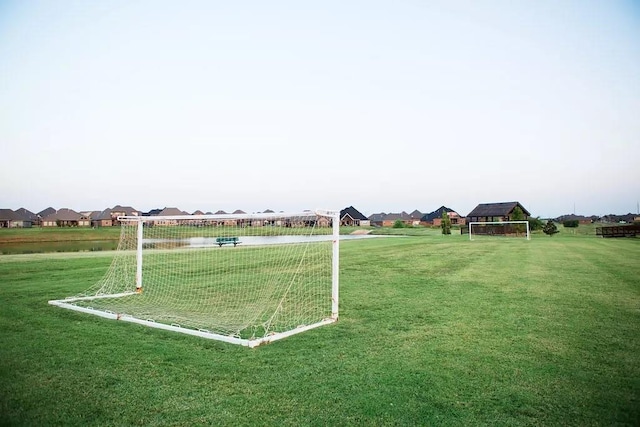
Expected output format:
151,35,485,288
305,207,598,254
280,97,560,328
368,213,386,227
340,206,370,227
91,209,114,227
408,210,423,226
38,207,56,220
421,206,465,226
381,212,412,227
15,208,39,227
0,209,32,228
111,205,139,225
466,202,530,223
41,208,91,227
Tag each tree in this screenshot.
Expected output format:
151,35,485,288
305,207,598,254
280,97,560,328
563,220,579,228
511,206,525,234
543,220,559,236
441,211,451,235
511,206,524,221
392,219,405,229
528,216,544,231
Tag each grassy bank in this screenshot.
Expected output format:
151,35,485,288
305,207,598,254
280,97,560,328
1,234,639,425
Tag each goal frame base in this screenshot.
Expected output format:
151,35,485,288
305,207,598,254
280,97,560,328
49,296,337,348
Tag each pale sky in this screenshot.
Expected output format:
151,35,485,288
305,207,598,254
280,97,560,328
1,1,639,218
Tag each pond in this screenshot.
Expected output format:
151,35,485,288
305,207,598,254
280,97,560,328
0,235,381,255
0,240,119,255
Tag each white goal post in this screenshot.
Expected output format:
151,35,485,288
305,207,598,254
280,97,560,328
49,210,340,348
468,221,530,241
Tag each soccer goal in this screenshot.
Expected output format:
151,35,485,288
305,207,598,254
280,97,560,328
468,221,530,241
49,210,340,348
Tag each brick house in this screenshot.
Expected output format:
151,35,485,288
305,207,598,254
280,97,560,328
466,202,530,223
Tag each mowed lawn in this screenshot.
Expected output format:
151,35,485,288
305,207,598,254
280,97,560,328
0,233,639,426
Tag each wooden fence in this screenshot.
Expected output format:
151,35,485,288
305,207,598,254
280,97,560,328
595,224,640,238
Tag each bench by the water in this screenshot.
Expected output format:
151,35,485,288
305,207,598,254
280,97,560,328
216,237,240,247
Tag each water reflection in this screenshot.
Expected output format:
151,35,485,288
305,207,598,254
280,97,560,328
143,234,377,250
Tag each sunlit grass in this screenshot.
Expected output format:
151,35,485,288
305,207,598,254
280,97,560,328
1,234,639,425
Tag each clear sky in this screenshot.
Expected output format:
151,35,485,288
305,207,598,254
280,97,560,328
1,1,639,218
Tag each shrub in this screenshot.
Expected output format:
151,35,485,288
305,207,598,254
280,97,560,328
528,217,544,231
392,220,405,228
563,220,579,228
543,220,559,236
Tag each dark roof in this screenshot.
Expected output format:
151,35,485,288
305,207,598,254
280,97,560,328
384,212,411,221
0,209,21,221
42,208,83,221
158,207,188,216
143,208,163,216
214,210,228,215
192,210,205,215
15,208,38,221
340,206,368,221
112,205,138,215
38,207,56,217
467,202,530,218
95,208,113,220
232,209,246,215
368,213,386,222
421,206,454,222
409,209,423,219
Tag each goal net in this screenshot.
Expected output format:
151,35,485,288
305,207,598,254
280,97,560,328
49,210,340,348
468,221,530,240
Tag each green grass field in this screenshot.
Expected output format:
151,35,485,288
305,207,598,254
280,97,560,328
1,232,639,425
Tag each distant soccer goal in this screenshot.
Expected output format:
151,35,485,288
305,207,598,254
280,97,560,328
49,210,340,348
468,221,530,241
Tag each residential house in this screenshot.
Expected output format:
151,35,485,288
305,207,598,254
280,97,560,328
0,209,30,228
466,202,530,223
15,208,38,227
38,207,56,220
41,208,91,227
340,206,370,227
421,206,465,226
381,212,412,227
91,209,114,227
111,205,139,225
368,213,386,227
408,210,423,226
154,207,189,226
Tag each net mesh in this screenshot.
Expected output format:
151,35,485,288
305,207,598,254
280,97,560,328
67,212,335,340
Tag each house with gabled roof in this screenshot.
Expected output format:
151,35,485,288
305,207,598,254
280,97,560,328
91,208,113,227
143,208,163,216
38,207,56,219
340,206,370,226
41,208,90,227
0,209,28,228
381,212,412,227
111,205,139,225
421,206,465,226
466,202,530,223
368,212,386,227
15,208,38,227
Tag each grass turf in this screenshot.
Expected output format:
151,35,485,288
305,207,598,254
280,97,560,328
0,232,639,425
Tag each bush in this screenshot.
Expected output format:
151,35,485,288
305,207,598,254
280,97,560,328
392,220,405,228
563,220,579,228
528,217,544,231
543,220,559,236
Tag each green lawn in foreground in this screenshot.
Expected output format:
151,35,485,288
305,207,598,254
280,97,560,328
0,234,639,425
